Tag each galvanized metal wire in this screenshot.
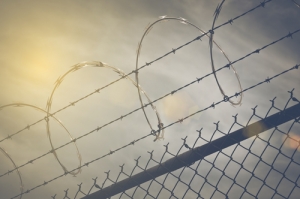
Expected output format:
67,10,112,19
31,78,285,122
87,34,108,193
51,89,300,199
2,29,298,194
9,63,300,199
1,0,299,198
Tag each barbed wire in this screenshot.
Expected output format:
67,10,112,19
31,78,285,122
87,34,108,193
34,1,300,198
0,2,274,192
0,103,82,174
1,1,298,198
0,2,277,191
45,62,165,177
2,27,299,199
9,62,300,199
0,103,83,199
0,0,274,145
209,0,243,106
134,1,244,131
0,147,23,199
0,2,270,195
0,1,274,186
1,26,298,190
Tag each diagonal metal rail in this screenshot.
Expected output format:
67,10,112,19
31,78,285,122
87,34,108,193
83,102,300,199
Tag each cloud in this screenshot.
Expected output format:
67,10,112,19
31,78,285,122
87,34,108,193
0,0,299,198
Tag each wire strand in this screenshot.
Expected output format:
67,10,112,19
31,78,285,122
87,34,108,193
10,63,299,199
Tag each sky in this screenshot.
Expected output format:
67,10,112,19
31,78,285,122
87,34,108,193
0,0,300,198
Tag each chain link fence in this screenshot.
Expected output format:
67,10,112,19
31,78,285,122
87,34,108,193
0,1,298,198
50,90,300,199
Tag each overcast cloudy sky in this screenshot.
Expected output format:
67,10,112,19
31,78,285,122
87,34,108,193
0,0,299,198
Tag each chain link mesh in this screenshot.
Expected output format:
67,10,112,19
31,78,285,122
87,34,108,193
50,90,300,199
